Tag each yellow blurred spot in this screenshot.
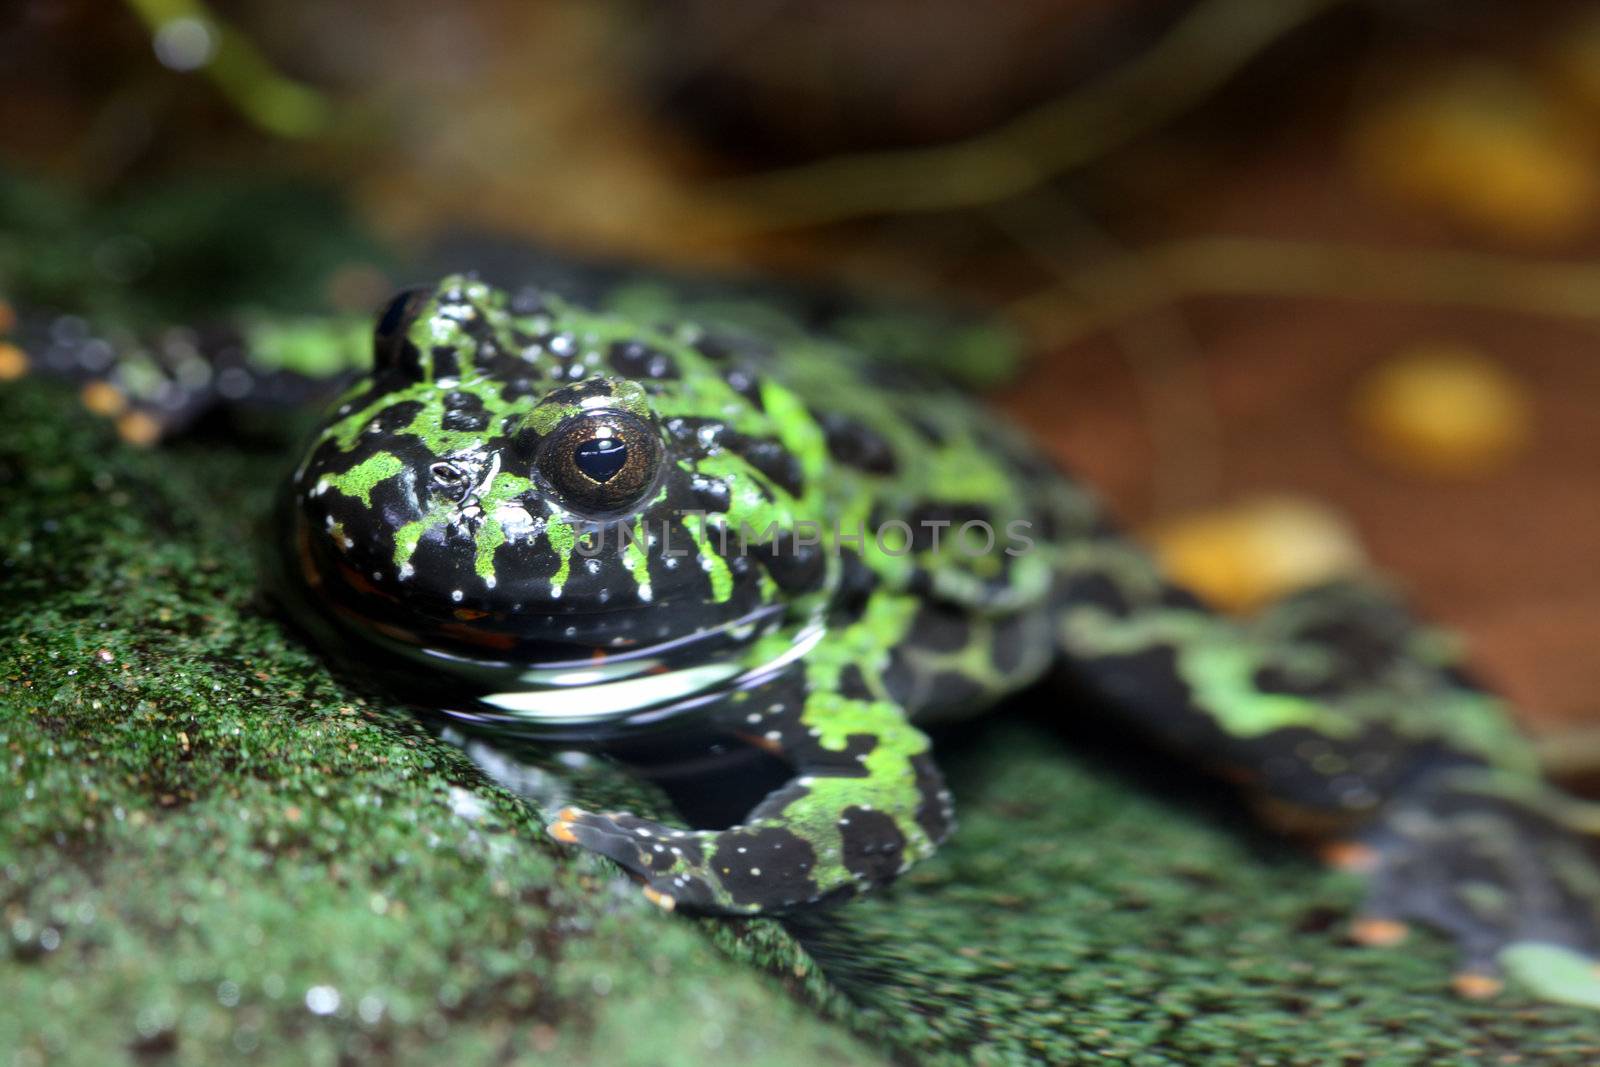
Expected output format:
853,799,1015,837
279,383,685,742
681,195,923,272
0,342,27,380
116,411,163,447
81,381,127,417
1351,344,1532,478
1143,496,1367,614
1318,841,1379,873
1451,972,1505,1000
1351,917,1410,948
1350,63,1597,244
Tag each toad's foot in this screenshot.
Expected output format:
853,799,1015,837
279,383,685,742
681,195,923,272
1337,767,1600,1007
548,794,945,915
549,807,823,914
548,753,950,915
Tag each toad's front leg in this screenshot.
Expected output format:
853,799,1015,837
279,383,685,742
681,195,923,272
548,665,953,914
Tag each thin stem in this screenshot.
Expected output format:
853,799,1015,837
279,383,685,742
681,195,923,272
122,0,331,137
1014,237,1600,347
711,0,1344,233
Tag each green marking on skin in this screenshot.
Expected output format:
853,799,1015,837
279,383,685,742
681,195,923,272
684,512,734,604
1337,688,1536,773
398,393,496,457
523,398,584,436
545,516,575,594
789,688,936,861
621,517,651,597
1060,606,1355,738
524,375,655,437
474,517,505,581
323,452,405,507
1183,643,1356,738
758,379,828,494
392,500,453,571
1436,692,1536,772
470,472,535,583
804,691,921,763
803,593,918,698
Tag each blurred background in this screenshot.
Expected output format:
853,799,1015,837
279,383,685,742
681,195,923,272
3,0,1597,748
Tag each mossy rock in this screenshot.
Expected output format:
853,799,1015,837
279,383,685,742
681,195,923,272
3,378,1593,1065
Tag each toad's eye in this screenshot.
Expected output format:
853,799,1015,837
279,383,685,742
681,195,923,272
537,411,662,517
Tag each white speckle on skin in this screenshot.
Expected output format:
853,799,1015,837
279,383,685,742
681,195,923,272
398,563,415,580
451,589,463,603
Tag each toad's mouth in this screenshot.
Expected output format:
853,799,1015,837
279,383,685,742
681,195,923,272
272,502,810,739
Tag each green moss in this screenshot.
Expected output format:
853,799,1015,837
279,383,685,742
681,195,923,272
0,380,879,1067
3,377,1595,1065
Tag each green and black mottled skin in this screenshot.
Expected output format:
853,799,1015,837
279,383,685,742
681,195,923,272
12,271,1600,1003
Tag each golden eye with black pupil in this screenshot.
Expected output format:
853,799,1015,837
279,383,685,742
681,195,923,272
372,287,431,374
537,412,663,518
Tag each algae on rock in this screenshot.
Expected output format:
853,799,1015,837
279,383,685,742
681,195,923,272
3,379,1595,1065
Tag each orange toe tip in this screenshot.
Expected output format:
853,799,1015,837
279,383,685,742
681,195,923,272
1319,841,1379,873
641,886,677,912
1351,917,1410,947
554,806,584,821
1451,972,1504,1000
547,820,580,845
